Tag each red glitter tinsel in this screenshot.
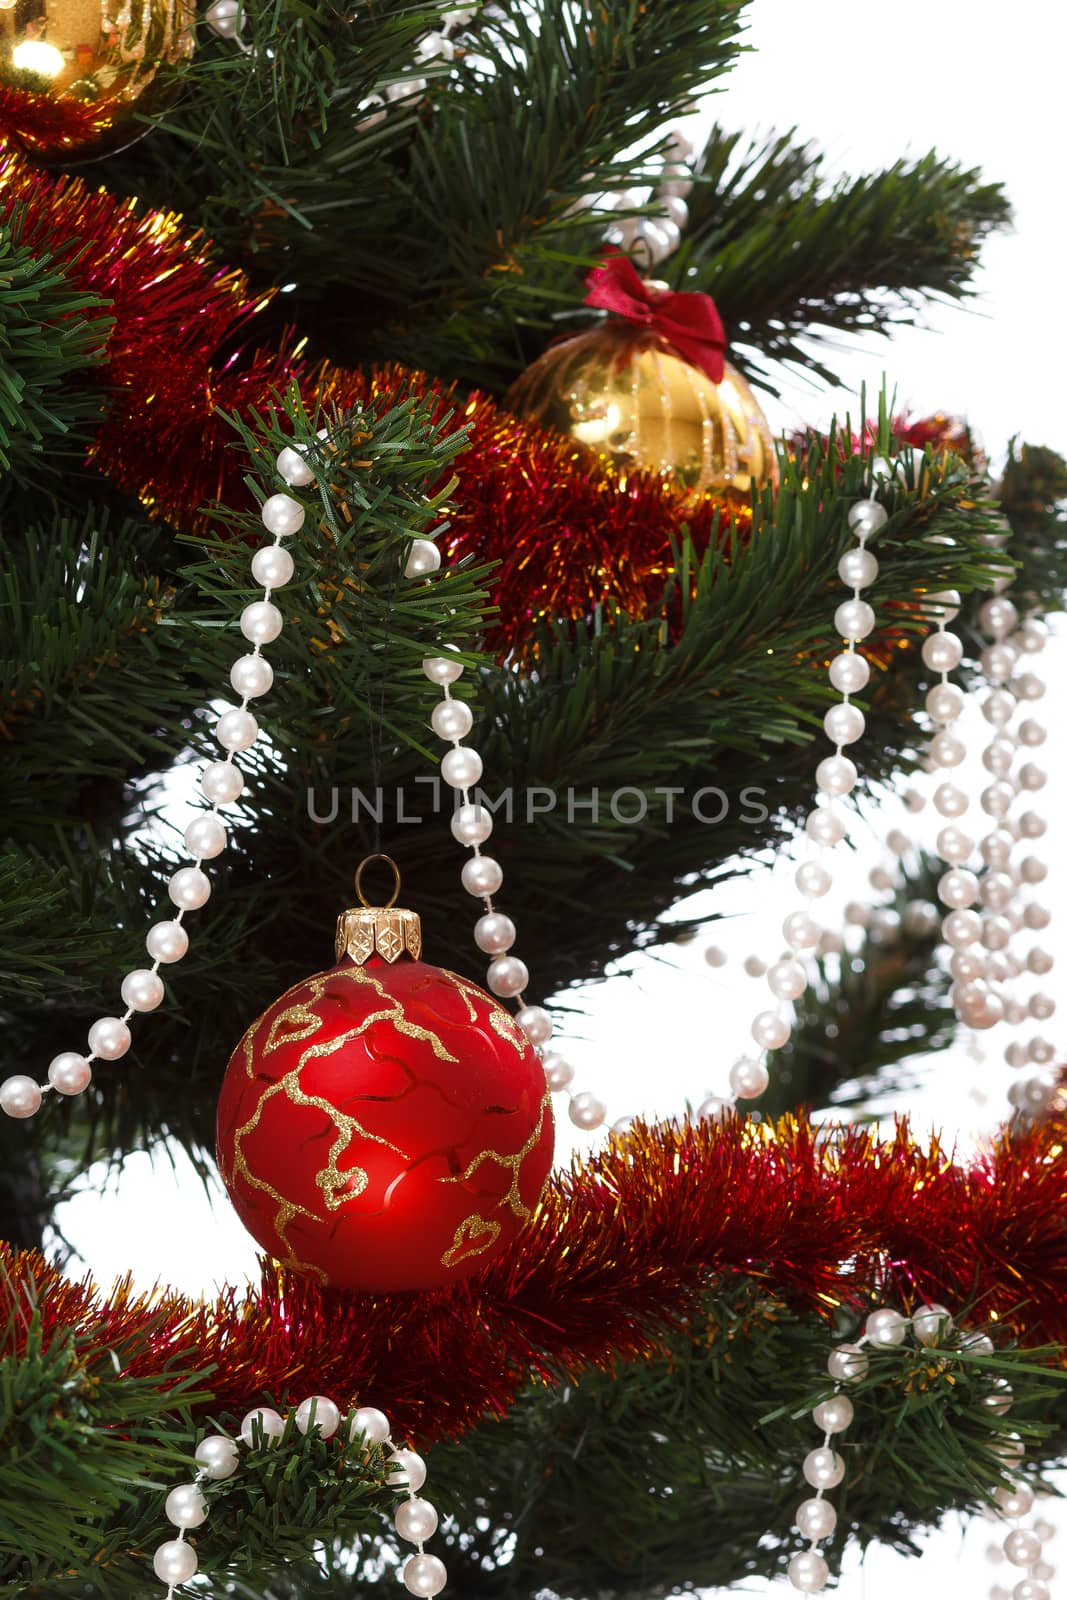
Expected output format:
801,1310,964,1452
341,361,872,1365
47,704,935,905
0,151,743,656
5,1111,1067,1445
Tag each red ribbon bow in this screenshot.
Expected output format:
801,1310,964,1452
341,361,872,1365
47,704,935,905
584,253,727,384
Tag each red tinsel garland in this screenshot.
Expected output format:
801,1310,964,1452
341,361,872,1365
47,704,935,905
6,1112,1067,1444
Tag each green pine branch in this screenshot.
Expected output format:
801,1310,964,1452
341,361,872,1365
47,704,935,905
663,128,1011,391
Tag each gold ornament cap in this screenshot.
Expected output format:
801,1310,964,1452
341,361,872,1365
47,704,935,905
335,854,422,965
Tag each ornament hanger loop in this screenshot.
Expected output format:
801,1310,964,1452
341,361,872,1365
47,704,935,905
355,853,401,910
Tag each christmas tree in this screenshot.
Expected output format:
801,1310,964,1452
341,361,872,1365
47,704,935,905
2,0,1066,1595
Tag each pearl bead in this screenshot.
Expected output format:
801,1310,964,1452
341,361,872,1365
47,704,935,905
834,599,875,640
979,871,1015,911
813,1394,854,1433
230,652,274,699
184,813,227,861
788,1550,829,1594
276,444,315,487
1005,1041,1028,1068
796,862,832,898
983,689,1016,725
168,867,211,911
474,913,515,954
961,1331,995,1356
47,1052,92,1095
1012,858,1040,897
1028,947,1054,975
838,546,879,587
146,920,189,964
802,1446,845,1489
1020,1075,1055,1113
768,960,807,1001
827,1342,868,1382
982,831,1015,869
1018,718,1047,747
88,1017,131,1060
926,683,964,723
869,908,901,946
938,868,979,909
980,596,1019,638
0,1075,42,1118
403,1554,447,1597
451,803,493,845
240,1407,285,1447
817,930,843,955
202,760,244,804
865,1307,907,1347
348,1405,392,1445
995,1483,1035,1518
660,194,689,227
981,643,1018,684
824,702,865,746
295,1395,341,1438
569,1091,607,1130
194,1433,240,1478
396,1496,439,1543
930,731,966,768
240,600,283,644
783,911,819,950
165,1482,209,1529
928,589,961,622
422,655,464,684
751,1011,790,1050
542,1052,574,1090
461,856,502,896
704,944,727,966
936,826,973,864
515,1004,552,1044
869,865,895,893
441,746,483,789
795,1497,837,1541
983,1379,1013,1416
1032,1521,1055,1543
1028,1036,1055,1063
887,829,911,856
933,782,968,817
1018,618,1048,652
903,900,940,939
404,539,441,578
983,739,1016,778
251,544,295,589
806,807,845,846
981,781,1016,819
216,707,259,752
205,0,240,37
487,956,528,998
1013,1583,1051,1600
922,631,963,672
942,910,980,946
1018,762,1047,791
390,1448,427,1492
729,1057,769,1099
816,755,857,796
743,955,766,977
431,699,474,741
847,499,887,539
697,1095,731,1122
912,1302,953,1347
1005,1531,1043,1568
1013,672,1046,702
153,1539,198,1585
261,492,305,538
828,651,870,694
1024,903,1051,930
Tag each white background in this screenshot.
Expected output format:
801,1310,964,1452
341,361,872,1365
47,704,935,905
57,1,1067,1595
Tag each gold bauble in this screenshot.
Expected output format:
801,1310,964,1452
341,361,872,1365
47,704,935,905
0,0,195,156
507,324,777,499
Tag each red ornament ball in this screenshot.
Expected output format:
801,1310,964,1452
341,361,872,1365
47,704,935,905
216,954,554,1292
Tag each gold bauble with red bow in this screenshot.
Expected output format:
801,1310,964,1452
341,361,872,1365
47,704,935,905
507,257,777,500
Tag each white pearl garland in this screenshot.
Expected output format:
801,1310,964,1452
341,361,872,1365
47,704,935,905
1,446,315,1120
155,1398,445,1599
794,1302,1032,1594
